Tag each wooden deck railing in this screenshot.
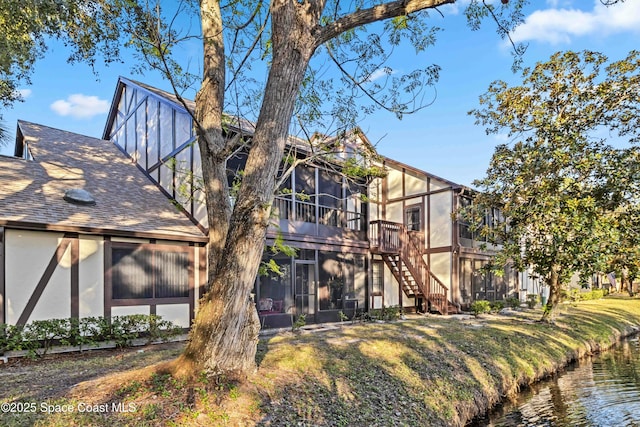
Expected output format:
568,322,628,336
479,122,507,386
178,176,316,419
369,220,449,314
273,196,365,231
369,220,403,253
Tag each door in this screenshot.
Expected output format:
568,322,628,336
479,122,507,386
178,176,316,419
295,261,316,318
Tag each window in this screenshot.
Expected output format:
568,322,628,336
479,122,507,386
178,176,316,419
110,243,190,300
372,261,383,295
459,197,473,240
405,205,422,232
256,252,290,315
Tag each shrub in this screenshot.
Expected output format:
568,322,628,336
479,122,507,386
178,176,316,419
0,324,30,354
470,300,491,317
146,315,182,344
490,301,505,312
24,319,69,356
292,314,306,332
0,314,181,356
505,297,521,309
381,305,402,321
526,294,539,309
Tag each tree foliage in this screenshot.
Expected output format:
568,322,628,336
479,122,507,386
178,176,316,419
0,0,134,106
469,50,640,321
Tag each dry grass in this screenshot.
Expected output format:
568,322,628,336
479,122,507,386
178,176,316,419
1,296,639,426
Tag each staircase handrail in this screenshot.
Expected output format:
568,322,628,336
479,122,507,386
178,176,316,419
399,226,449,315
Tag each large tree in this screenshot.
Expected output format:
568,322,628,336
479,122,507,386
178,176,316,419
469,50,640,322
3,0,540,377
175,0,529,378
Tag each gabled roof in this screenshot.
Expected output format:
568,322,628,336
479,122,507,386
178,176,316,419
0,121,208,242
103,77,258,140
102,77,334,156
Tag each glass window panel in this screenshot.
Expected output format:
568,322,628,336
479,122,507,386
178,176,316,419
406,206,421,231
319,252,342,310
117,87,127,120
257,253,290,314
174,147,192,211
136,103,147,169
113,126,125,151
372,261,383,295
175,111,192,145
353,254,366,307
176,147,192,213
147,100,159,168
226,150,247,189
160,163,174,197
473,260,486,300
156,251,189,297
295,165,316,202
126,87,136,113
112,248,153,299
318,169,342,208
126,117,136,156
159,103,174,157
298,249,315,261
460,259,473,303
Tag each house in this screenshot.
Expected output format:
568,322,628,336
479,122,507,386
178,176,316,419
369,157,519,313
0,77,528,330
0,121,208,328
101,78,370,328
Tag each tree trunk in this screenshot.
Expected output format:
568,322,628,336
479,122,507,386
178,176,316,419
541,265,562,323
174,0,317,378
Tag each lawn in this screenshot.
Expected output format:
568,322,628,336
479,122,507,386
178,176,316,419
1,296,639,426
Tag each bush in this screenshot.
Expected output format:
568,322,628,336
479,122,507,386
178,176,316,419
0,314,181,356
146,315,182,344
0,324,32,354
505,297,521,309
470,300,491,316
24,319,70,356
490,301,505,312
526,294,539,309
568,288,606,302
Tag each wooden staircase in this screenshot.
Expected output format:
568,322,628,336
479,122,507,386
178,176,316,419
369,220,453,315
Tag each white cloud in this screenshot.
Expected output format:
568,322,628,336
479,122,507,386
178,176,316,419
439,0,470,16
50,94,110,119
16,89,32,99
365,68,396,83
512,0,640,44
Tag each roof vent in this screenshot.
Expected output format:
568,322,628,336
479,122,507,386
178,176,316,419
63,188,96,206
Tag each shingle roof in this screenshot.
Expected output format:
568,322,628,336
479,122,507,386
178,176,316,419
0,121,208,242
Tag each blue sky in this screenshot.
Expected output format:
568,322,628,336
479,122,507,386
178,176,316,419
2,0,639,187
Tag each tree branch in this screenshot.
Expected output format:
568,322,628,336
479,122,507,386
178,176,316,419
315,0,454,46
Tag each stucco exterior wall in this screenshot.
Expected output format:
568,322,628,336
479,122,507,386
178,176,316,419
430,252,452,298
2,229,201,326
387,168,403,200
386,201,403,224
78,236,104,318
5,230,71,324
429,191,452,248
404,172,427,196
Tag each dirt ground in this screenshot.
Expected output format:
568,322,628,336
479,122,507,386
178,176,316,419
0,342,185,402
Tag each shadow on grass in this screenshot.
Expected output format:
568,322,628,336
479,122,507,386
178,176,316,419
2,298,640,427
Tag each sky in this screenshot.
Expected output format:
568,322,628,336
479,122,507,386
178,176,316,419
1,0,639,188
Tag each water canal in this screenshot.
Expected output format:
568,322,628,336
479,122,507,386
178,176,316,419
475,335,640,427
